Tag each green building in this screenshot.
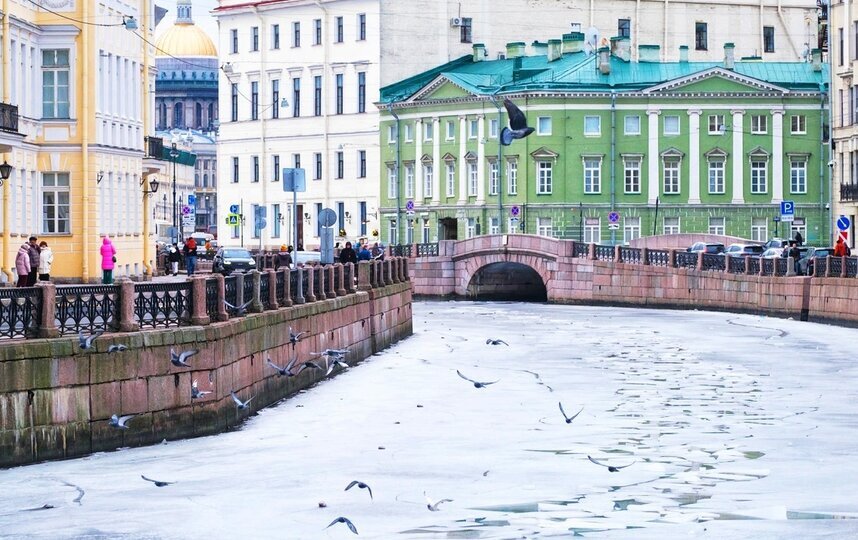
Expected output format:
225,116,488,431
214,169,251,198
377,37,830,246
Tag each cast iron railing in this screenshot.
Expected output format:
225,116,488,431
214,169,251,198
761,258,775,276
776,257,789,275
55,285,119,336
389,244,412,257
573,242,589,258
205,278,219,320
242,274,254,305
847,257,858,278
619,247,641,264
0,287,40,339
674,251,697,269
702,254,726,271
276,270,286,301
747,257,760,275
647,249,669,266
416,243,439,257
594,245,614,261
290,269,299,302
0,102,19,133
259,272,271,309
829,256,843,277
224,275,238,309
727,256,745,274
134,282,191,328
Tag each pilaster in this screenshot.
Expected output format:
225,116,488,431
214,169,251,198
771,108,785,203
731,109,745,204
687,109,701,204
647,109,660,204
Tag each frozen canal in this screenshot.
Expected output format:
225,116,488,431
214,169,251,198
3,301,858,539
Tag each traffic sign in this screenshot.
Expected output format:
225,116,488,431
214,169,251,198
608,211,620,223
229,204,240,214
840,230,850,242
780,200,795,216
282,168,307,192
187,194,197,205
256,218,267,230
225,213,240,226
510,206,520,217
780,215,794,222
608,223,620,230
837,215,851,231
405,200,414,211
182,205,192,215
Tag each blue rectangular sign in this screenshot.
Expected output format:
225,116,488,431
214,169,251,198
780,200,795,215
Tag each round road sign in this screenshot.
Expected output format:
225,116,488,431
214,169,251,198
510,206,520,217
318,208,337,228
837,215,851,232
608,211,620,223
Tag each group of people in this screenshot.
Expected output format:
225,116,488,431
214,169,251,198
337,241,385,264
164,238,202,277
15,236,54,287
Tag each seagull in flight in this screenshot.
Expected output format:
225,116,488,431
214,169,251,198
230,391,254,410
224,299,252,316
296,360,324,375
344,480,373,500
107,344,128,353
170,348,198,368
267,356,298,377
425,492,453,511
500,98,535,146
109,414,135,430
559,402,583,424
457,370,499,389
191,379,212,399
588,455,636,473
78,330,103,350
289,327,306,345
485,338,508,346
141,475,175,487
325,516,358,535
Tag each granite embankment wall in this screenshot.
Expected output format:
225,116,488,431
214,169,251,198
0,282,412,467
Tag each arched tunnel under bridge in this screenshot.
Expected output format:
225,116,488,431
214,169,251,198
466,262,547,302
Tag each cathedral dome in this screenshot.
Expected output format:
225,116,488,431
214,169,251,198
155,0,217,58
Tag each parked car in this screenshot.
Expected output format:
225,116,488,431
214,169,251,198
761,247,786,258
293,250,321,265
763,238,789,250
724,243,765,257
799,247,835,276
212,247,257,275
687,242,725,254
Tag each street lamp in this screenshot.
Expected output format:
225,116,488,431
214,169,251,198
0,161,11,186
170,143,179,244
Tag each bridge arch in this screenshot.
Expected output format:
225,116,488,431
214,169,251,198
466,261,547,301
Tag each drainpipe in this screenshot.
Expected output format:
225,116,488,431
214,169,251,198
1,0,11,282
491,96,503,234
388,104,402,244
141,0,152,277
254,6,268,249
822,92,830,243
610,92,616,245
81,0,92,280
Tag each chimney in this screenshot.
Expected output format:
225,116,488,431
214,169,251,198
610,36,631,62
724,42,735,69
472,43,486,62
531,40,548,56
506,42,526,59
679,45,688,63
812,48,822,71
638,44,660,63
598,46,611,74
547,39,562,61
563,32,584,54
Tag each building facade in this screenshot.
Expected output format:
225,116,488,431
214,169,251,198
378,38,830,246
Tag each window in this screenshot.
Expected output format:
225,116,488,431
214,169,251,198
584,116,601,136
337,202,345,234
446,162,456,197
507,159,518,194
489,217,500,235
359,201,367,236
623,217,641,243
508,218,520,234
488,160,499,195
315,203,323,236
584,157,601,194
663,158,680,194
663,216,680,235
790,221,807,244
336,151,344,179
314,153,322,180
466,218,476,239
293,153,301,169
388,124,397,143
314,19,322,45
446,120,455,140
272,154,280,181
839,27,845,66
358,14,366,41
273,203,281,237
335,16,344,43
460,17,473,43
335,73,344,115
468,119,478,139
292,77,300,117
424,121,433,141
618,18,630,38
751,158,767,193
42,49,70,118
623,156,641,193
790,158,807,194
708,114,725,134
751,217,767,242
250,81,259,120
232,157,239,183
406,218,414,244
489,118,498,138
664,115,680,135
791,115,806,134
252,156,259,183
292,22,300,47
251,26,259,51
709,216,725,235
537,116,552,135
230,83,238,121
537,161,552,194
252,204,261,238
403,123,413,142
695,22,707,50
230,29,238,53
272,24,280,49
584,217,601,243
358,150,366,178
467,161,477,196
42,172,70,233
387,164,397,199
763,26,775,53
537,217,553,237
624,115,640,135
404,164,415,198
423,163,434,198
314,75,322,116
751,115,767,134
388,219,398,245
357,72,366,113
708,157,725,194
271,79,280,119
174,103,184,128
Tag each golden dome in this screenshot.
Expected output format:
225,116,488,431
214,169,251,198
155,23,217,58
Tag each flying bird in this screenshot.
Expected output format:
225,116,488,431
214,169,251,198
170,348,198,368
224,299,252,316
457,370,499,389
485,338,509,346
296,360,324,375
109,414,135,430
344,480,373,500
559,402,583,424
267,356,298,377
107,344,128,353
587,455,636,473
191,379,212,399
425,492,453,512
325,516,358,535
230,391,254,410
500,98,535,146
141,475,175,487
289,327,306,345
78,329,103,350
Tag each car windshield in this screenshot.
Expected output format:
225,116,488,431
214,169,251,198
746,246,764,253
223,249,252,258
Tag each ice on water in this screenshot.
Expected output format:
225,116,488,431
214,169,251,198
2,302,858,539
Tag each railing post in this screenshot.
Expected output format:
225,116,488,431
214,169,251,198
641,247,649,266
696,251,704,271
345,262,356,293
234,272,245,309
392,258,401,283
281,268,293,307
358,261,372,290
295,267,306,304
402,258,409,281
668,249,677,268
744,255,751,274
841,256,848,278
315,266,327,300
327,265,336,297
189,276,210,326
335,263,346,296
267,269,279,310
384,259,394,285
35,281,59,338
759,257,765,276
305,265,317,302
115,277,140,333
613,245,621,263
588,242,596,260
214,273,229,321
785,256,796,277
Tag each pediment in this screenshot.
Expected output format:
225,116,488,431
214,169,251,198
644,68,789,95
420,154,433,163
660,146,685,158
409,75,473,102
704,147,729,158
442,152,457,162
748,145,770,158
464,151,478,161
530,146,559,160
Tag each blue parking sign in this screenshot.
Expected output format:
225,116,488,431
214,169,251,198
780,200,794,216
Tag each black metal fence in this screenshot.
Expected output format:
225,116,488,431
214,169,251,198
675,251,698,269
134,282,191,328
0,287,40,339
647,249,669,266
416,243,439,257
55,285,119,335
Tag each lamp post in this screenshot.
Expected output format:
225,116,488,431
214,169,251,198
170,143,179,244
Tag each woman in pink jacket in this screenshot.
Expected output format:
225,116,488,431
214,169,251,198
15,243,30,287
100,237,117,284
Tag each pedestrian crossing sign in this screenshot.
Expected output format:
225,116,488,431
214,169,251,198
225,213,240,226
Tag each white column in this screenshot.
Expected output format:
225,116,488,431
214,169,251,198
476,114,486,204
432,117,440,204
647,110,660,204
771,109,784,203
415,119,423,201
688,109,701,204
458,115,467,203
731,109,745,204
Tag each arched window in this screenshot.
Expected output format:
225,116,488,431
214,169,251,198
208,103,215,128
174,103,184,128
158,102,167,129
203,173,208,188
195,103,202,128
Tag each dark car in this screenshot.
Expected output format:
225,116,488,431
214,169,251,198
799,247,835,276
724,243,765,257
687,242,725,254
212,247,257,275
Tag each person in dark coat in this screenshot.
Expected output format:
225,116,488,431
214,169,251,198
339,241,357,265
794,231,804,246
27,236,40,286
168,244,182,276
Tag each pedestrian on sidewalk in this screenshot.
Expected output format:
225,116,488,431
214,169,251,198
168,244,182,276
835,237,848,257
184,237,198,276
100,237,117,284
38,241,53,281
27,236,40,286
15,242,30,287
339,241,357,265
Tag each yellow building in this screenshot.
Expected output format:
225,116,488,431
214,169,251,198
0,0,193,282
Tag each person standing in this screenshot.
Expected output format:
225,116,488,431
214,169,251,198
168,244,182,276
15,242,30,287
794,231,804,246
370,242,384,260
276,245,292,269
339,241,357,265
835,236,848,257
100,237,117,284
27,236,40,286
357,243,371,261
38,241,53,281
183,237,198,276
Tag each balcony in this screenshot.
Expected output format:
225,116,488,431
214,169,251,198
0,102,24,153
841,183,858,202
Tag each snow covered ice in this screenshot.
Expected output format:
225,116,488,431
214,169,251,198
3,301,858,539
